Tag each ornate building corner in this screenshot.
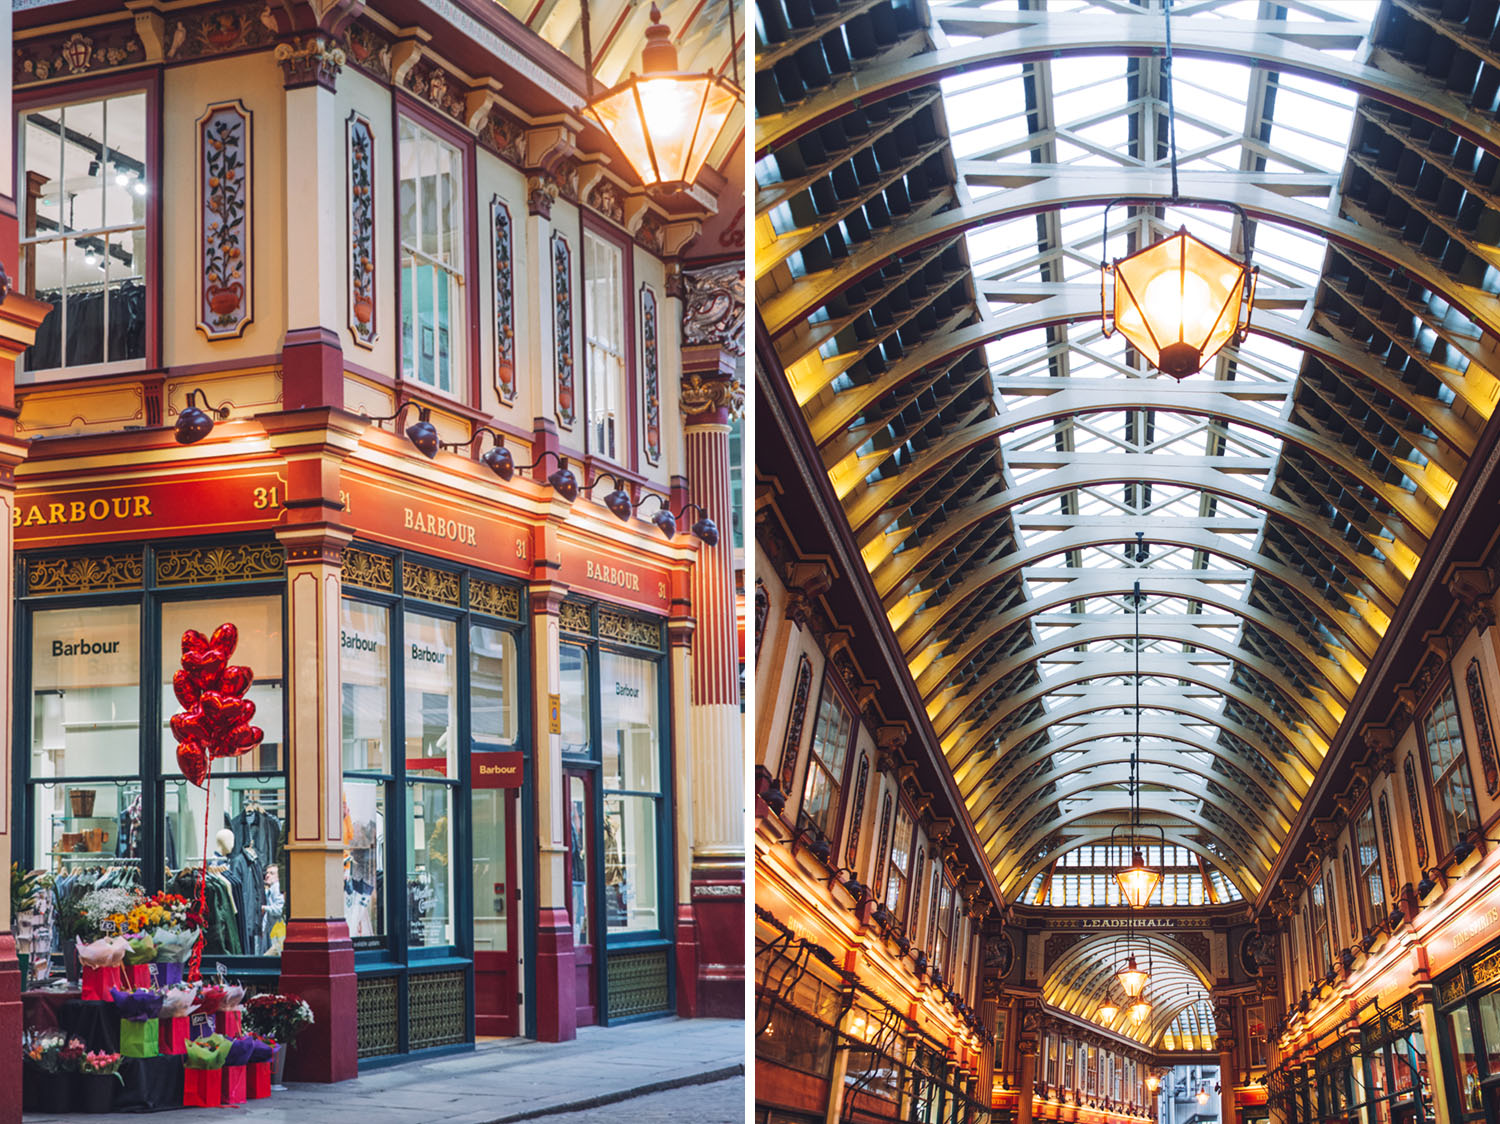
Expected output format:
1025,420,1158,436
275,35,346,90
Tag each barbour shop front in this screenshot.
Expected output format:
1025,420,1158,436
1435,938,1500,1124
1356,999,1431,1124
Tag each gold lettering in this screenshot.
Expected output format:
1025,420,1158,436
133,496,151,517
404,508,414,529
89,499,108,519
70,501,85,522
24,506,45,526
112,497,131,518
48,503,64,524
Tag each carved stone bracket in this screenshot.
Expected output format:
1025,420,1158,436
680,372,745,421
875,724,910,771
783,561,832,630
681,262,745,357
527,173,561,220
275,35,346,90
1448,564,1498,633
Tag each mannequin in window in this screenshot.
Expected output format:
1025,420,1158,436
603,814,627,926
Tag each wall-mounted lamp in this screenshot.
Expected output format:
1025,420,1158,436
585,471,635,522
1417,870,1439,900
175,389,231,445
512,450,579,502
635,494,719,544
442,426,516,480
364,400,441,459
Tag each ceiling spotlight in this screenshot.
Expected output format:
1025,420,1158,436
82,247,97,267
133,180,147,196
677,502,719,547
174,388,230,445
115,169,129,187
87,159,100,177
1418,871,1439,899
1453,838,1476,865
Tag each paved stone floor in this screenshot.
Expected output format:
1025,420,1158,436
24,1017,747,1124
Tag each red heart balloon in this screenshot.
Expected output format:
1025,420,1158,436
177,741,210,787
220,666,254,696
208,623,239,659
181,646,228,682
181,630,209,658
226,723,263,749
169,710,205,744
199,692,251,732
173,670,201,709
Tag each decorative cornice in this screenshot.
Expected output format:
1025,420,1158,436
274,34,345,90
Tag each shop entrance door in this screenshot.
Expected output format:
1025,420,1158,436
565,770,598,1026
471,781,519,1036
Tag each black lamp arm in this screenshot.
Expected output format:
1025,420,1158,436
183,388,230,419
361,399,427,428
517,448,570,474
440,425,507,453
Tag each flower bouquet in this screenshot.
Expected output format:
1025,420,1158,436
243,992,314,1047
246,1034,276,1099
76,934,129,1000
122,932,157,986
25,1032,86,1113
112,986,164,1057
78,1050,124,1114
184,1034,233,1107
222,1035,258,1105
158,982,199,1054
216,982,247,1034
150,925,199,985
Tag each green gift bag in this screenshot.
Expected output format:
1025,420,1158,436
121,1017,160,1058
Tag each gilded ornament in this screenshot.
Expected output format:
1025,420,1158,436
559,601,591,635
679,374,744,419
471,580,521,620
598,609,662,649
155,542,285,585
342,547,394,591
27,552,144,594
402,561,461,606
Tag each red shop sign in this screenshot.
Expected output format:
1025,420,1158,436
15,467,290,547
556,540,672,614
340,471,530,577
472,752,524,789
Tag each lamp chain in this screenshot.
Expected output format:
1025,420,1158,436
581,0,597,97
727,0,741,86
1164,0,1178,202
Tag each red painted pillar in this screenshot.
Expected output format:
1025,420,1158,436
676,261,746,1018
529,578,577,1042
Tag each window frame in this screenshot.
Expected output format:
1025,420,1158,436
1311,871,1333,979
1354,798,1385,932
15,72,162,380
393,94,479,407
885,794,917,927
1418,675,1482,861
580,215,637,471
795,672,858,846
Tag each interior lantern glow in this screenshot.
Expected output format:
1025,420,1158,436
1146,1075,1161,1094
1115,954,1149,999
1130,999,1153,1026
584,5,741,195
1098,999,1120,1023
1103,227,1256,378
1115,848,1161,909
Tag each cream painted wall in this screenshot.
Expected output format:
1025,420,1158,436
475,148,532,425
162,54,287,368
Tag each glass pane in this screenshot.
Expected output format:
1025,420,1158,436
64,100,106,233
341,601,390,773
32,779,142,879
1480,992,1500,1077
1451,1007,1481,1112
32,604,140,778
407,780,454,947
404,613,457,778
568,775,591,947
560,643,590,756
471,625,518,745
471,782,509,953
163,775,286,956
603,792,658,933
106,229,147,363
343,777,385,942
161,596,283,774
600,651,658,792
23,237,66,371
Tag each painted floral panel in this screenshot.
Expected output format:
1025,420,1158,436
347,112,376,349
198,101,252,339
553,232,575,427
641,285,661,465
492,198,515,403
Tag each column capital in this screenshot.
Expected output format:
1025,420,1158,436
275,522,353,565
275,35,346,90
667,616,696,648
528,579,570,615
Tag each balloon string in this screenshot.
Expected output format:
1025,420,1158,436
189,775,212,983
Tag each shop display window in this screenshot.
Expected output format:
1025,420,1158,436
406,780,453,947
601,651,661,933
470,626,518,746
343,778,386,943
404,612,458,779
560,642,590,756
1451,1006,1482,1114
341,599,391,944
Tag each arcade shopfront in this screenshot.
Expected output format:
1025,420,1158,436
9,441,691,1062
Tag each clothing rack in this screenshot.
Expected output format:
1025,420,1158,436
59,854,138,864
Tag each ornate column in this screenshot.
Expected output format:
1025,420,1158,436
265,411,362,1083
1016,1024,1040,1124
675,262,746,1017
273,31,350,407
1218,1036,1239,1124
529,573,576,1041
668,614,698,1016
0,269,45,1123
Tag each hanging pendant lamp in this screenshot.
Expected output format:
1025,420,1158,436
582,0,743,195
1116,953,1150,999
1099,0,1257,378
1098,997,1121,1024
1130,998,1153,1026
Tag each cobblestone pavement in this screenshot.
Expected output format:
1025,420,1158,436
532,1077,746,1123
24,1017,747,1124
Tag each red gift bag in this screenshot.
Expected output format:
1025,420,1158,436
80,964,124,1001
248,1060,271,1100
183,1068,223,1108
222,1064,247,1105
215,1009,243,1036
158,1017,189,1055
123,964,151,989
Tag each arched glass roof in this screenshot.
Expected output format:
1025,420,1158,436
757,0,1497,1043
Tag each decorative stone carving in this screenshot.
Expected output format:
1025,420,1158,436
274,35,345,89
347,112,377,348
197,101,253,340
682,262,745,356
680,373,744,419
527,174,559,220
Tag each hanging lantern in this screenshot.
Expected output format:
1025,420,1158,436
584,4,741,195
1146,1074,1160,1094
1129,998,1153,1026
1197,1087,1211,1106
1116,953,1149,999
1115,847,1161,909
1098,999,1120,1023
1102,227,1256,379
